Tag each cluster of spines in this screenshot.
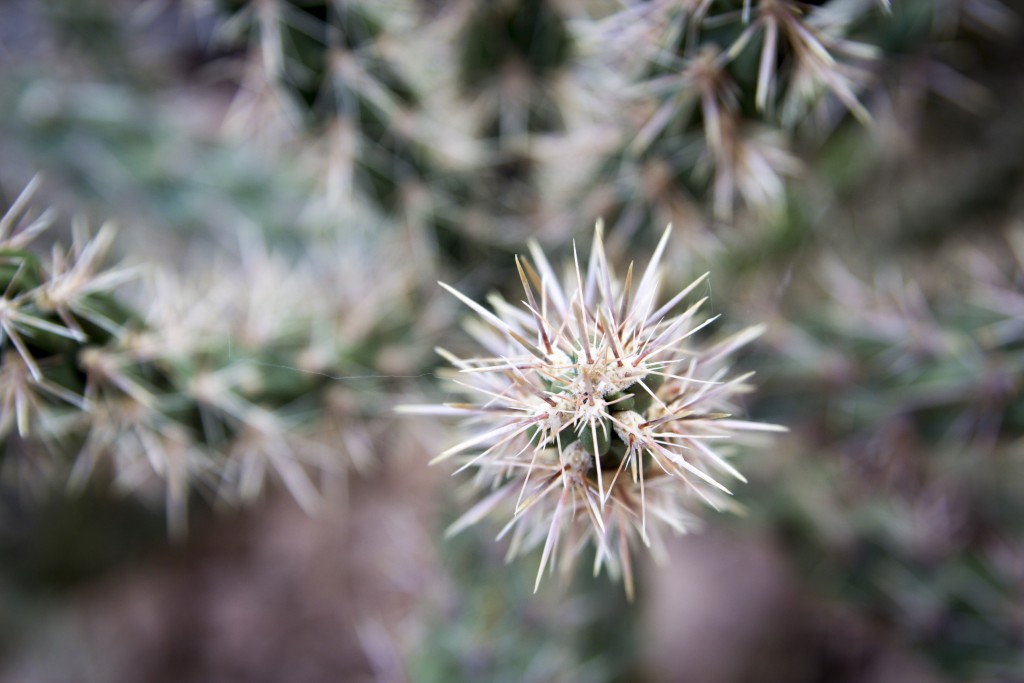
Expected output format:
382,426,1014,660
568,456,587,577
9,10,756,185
0,178,415,535
405,225,783,596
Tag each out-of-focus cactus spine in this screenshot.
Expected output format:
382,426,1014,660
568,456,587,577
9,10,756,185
212,0,440,214
741,226,1024,677
572,0,880,228
568,0,1020,232
0,177,135,442
0,178,425,536
451,0,573,219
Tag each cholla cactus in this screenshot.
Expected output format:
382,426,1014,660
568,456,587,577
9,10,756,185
1,176,422,536
210,0,440,213
747,230,1024,677
404,224,782,596
0,176,135,440
574,0,879,225
0,178,209,534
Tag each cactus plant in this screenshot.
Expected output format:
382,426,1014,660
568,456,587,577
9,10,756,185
402,224,783,597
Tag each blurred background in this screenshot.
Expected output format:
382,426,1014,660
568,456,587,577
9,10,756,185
0,0,1022,681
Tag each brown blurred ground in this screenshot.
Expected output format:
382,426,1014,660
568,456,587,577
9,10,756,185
0,442,445,683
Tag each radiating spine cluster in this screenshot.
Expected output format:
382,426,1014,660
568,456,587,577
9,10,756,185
405,224,782,595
